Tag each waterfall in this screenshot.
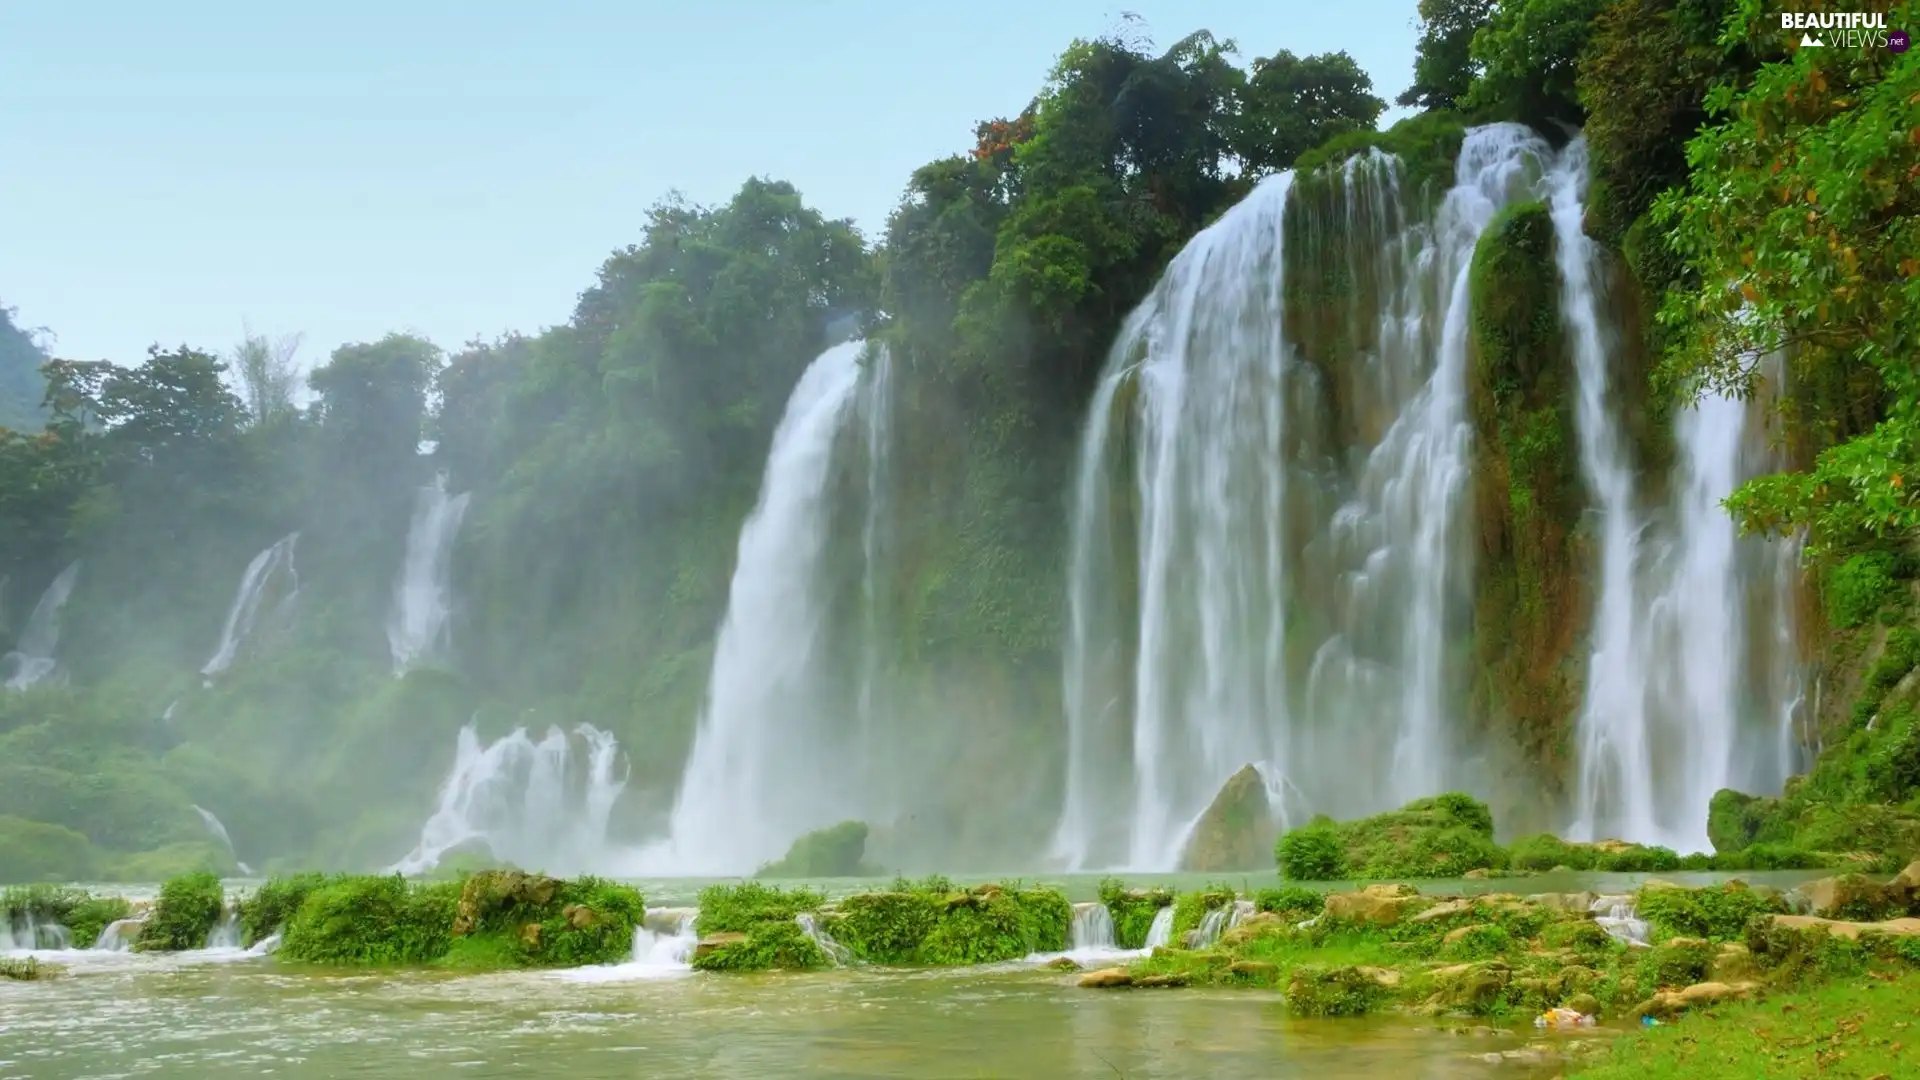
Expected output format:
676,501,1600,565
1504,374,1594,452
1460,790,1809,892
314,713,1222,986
388,473,471,674
1557,138,1803,851
1069,902,1117,951
1055,124,1552,871
1143,906,1174,949
645,340,873,874
856,344,895,808
201,532,300,679
94,916,146,951
1590,894,1649,947
205,906,243,950
192,805,254,876
3,560,79,691
796,911,852,966
390,722,630,876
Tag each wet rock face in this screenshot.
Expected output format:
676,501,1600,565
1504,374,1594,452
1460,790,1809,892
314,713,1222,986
1323,883,1424,927
1079,967,1133,988
1177,765,1278,872
693,932,749,961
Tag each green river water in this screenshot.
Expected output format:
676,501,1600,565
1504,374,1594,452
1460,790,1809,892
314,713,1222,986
4,871,1824,1078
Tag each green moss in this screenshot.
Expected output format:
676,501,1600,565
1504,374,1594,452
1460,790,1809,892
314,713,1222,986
446,870,646,968
1293,111,1468,198
690,919,829,972
694,882,826,935
1286,964,1390,1016
1825,552,1901,629
239,873,328,946
832,891,943,962
134,871,226,952
279,875,458,965
1099,878,1173,949
0,816,96,884
755,820,877,878
1637,881,1787,942
1253,886,1324,919
1277,794,1509,881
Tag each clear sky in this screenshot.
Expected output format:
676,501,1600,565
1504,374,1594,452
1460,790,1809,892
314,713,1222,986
1,1,1420,371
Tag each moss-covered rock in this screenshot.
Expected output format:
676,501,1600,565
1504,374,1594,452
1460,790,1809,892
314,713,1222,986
755,820,878,878
1464,199,1585,806
690,919,829,972
1637,880,1787,942
279,875,458,965
1275,793,1507,880
1099,877,1174,949
1177,764,1279,872
133,871,226,952
1286,964,1392,1016
442,870,645,968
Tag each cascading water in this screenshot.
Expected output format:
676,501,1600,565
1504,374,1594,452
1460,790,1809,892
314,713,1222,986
1069,902,1117,951
193,805,254,876
202,532,300,680
390,722,630,875
1142,906,1175,949
388,473,471,674
1055,125,1553,871
1557,138,1804,850
3,560,79,691
856,344,895,808
645,340,875,874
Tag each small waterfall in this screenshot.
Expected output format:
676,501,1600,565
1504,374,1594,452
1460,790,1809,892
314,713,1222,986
855,344,895,807
647,340,873,874
1185,906,1235,949
795,911,852,966
1590,895,1649,947
247,930,282,956
201,532,300,679
1069,902,1117,951
94,916,147,952
1558,138,1803,850
391,722,630,876
1055,125,1552,871
559,907,697,982
3,561,79,691
206,906,242,950
1143,906,1175,949
192,805,254,876
2,913,68,952
388,473,471,674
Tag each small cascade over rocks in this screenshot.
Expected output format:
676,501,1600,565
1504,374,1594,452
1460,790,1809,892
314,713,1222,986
193,805,254,876
3,560,79,691
1590,894,1649,947
391,722,630,876
94,916,147,952
1557,137,1805,851
2,913,69,952
646,339,889,874
201,532,300,680
1069,902,1117,952
1143,906,1175,949
206,906,243,950
796,912,852,966
557,907,698,982
388,473,471,674
1056,125,1554,871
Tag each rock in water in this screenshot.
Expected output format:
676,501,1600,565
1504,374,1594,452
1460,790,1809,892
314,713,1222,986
1177,764,1277,872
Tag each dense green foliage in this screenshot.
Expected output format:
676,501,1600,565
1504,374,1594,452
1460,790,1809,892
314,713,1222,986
279,875,459,965
1277,794,1508,880
135,871,226,951
755,820,878,878
0,306,48,433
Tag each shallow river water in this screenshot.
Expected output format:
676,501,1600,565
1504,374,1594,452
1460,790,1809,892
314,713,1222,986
9,869,1821,1079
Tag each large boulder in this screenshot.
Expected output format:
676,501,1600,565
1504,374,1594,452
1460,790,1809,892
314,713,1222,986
1178,765,1280,872
1324,883,1424,927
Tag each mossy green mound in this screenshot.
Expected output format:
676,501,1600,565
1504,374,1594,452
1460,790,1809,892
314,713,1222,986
271,870,643,968
1099,877,1174,948
755,820,878,878
134,871,226,952
1276,793,1507,880
1507,833,1686,872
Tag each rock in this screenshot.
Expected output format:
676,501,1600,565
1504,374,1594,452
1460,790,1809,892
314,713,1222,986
1464,868,1492,879
562,904,599,930
1557,965,1597,993
1045,956,1082,972
1894,860,1920,889
1411,898,1476,923
1564,992,1601,1017
1428,960,1511,1009
1228,959,1277,978
1763,914,1920,940
1634,980,1758,1020
519,922,542,947
1325,883,1423,927
1355,965,1402,987
1078,967,1133,989
1442,923,1485,946
693,932,748,961
1526,891,1598,914
1219,911,1285,948
1796,873,1903,920
1136,973,1189,988
1177,764,1280,871
454,870,561,935
1286,965,1393,1016
1710,942,1760,982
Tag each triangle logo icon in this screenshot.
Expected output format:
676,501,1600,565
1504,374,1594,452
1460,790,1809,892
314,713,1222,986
1800,32,1824,46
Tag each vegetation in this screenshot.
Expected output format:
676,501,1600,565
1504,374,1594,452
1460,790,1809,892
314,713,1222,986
133,871,226,951
1276,793,1508,880
755,821,879,879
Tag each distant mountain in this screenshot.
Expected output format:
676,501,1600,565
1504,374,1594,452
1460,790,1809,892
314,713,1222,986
0,304,50,432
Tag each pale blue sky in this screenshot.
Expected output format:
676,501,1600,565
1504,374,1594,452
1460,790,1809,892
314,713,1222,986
1,1,1419,369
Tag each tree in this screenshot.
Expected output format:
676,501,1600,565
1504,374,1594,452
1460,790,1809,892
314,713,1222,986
1237,50,1386,174
1464,0,1606,131
1398,0,1494,110
0,305,51,433
230,325,303,423
1654,26,1919,552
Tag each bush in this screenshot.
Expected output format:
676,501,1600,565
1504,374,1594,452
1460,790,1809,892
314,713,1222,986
690,919,828,972
755,820,876,878
1509,833,1597,871
136,871,226,951
1637,881,1786,941
0,816,95,884
1826,552,1899,629
694,883,825,935
239,873,329,946
1098,878,1174,948
1278,826,1345,880
1254,886,1325,918
280,875,459,965
443,871,646,969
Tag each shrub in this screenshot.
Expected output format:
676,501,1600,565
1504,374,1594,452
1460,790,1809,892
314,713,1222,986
279,875,458,965
694,883,825,935
1254,886,1325,918
1277,825,1345,880
755,820,875,878
1826,552,1898,629
135,871,226,951
239,873,329,946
